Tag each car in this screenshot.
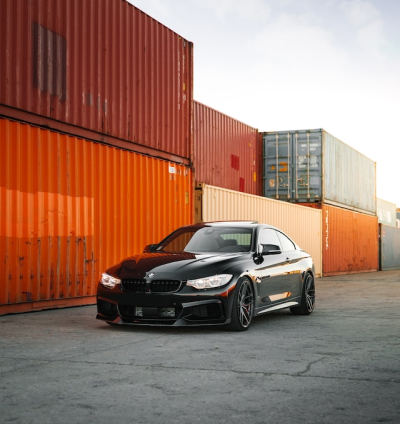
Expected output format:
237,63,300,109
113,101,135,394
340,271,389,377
96,221,316,331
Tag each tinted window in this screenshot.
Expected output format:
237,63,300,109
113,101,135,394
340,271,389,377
158,227,253,253
276,231,296,252
157,231,196,253
258,229,282,252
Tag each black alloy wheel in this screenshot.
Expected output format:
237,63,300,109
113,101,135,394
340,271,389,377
226,277,254,331
290,272,315,315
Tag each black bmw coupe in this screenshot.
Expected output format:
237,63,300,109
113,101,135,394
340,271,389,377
96,221,316,331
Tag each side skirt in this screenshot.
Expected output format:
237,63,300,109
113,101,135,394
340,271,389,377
256,301,299,315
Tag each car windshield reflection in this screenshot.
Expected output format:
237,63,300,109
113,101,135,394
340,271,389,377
156,226,253,254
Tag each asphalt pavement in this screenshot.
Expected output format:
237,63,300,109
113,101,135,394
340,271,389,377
1,270,400,424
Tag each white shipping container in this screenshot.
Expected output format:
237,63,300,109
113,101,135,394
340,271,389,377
377,198,397,227
195,183,322,277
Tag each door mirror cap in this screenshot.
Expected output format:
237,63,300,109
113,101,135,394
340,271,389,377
256,243,282,256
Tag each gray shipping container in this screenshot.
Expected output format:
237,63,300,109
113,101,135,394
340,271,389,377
379,224,400,270
263,129,376,215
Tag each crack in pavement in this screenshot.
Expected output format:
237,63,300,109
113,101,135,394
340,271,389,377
1,356,399,384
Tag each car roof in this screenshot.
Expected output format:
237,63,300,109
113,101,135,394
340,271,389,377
184,221,279,230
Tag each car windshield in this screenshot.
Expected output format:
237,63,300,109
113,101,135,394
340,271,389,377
155,226,253,254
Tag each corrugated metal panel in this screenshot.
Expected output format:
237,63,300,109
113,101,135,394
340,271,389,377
0,0,193,160
195,183,322,277
264,130,323,201
322,131,376,214
194,102,262,195
377,198,397,227
321,204,378,276
379,225,400,270
263,129,376,214
0,118,193,313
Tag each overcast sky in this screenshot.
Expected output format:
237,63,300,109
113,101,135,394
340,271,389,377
128,0,400,208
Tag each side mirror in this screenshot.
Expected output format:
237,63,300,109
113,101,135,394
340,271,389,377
267,249,282,255
256,244,282,256
253,243,264,264
143,244,157,253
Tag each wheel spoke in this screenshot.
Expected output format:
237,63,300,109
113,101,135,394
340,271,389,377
305,275,315,312
238,281,253,327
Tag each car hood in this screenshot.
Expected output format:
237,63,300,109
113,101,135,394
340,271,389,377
106,252,249,280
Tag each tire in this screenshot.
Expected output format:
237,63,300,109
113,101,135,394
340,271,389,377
290,272,315,315
225,277,254,331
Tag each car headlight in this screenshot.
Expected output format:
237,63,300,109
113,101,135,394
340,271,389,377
187,274,233,290
101,273,121,289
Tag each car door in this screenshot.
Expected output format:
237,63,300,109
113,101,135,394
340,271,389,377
275,230,303,299
254,228,295,307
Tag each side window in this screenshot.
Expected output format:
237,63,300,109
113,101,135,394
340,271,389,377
258,229,282,252
276,231,296,252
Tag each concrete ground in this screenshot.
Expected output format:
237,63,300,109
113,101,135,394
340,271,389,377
1,270,400,424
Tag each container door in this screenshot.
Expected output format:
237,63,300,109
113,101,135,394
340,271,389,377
292,130,322,202
263,132,292,199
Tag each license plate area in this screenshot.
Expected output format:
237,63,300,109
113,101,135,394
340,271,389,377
137,306,176,318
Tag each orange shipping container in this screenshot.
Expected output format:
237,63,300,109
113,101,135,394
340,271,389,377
0,118,193,314
194,101,262,195
300,203,379,276
0,0,193,162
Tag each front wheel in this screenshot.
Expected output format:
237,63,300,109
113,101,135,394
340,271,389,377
225,277,254,331
290,272,315,315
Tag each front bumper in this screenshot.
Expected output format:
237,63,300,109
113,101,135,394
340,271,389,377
96,282,237,326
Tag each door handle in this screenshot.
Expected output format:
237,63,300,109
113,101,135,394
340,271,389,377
286,257,291,263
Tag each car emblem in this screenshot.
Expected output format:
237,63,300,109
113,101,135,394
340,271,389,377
147,273,155,278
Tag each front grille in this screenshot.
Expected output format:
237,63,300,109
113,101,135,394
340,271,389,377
121,279,146,292
151,280,181,293
121,279,181,293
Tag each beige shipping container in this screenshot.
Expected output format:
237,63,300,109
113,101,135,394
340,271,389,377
195,183,322,277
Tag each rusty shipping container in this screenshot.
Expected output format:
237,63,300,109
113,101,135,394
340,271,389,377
194,101,262,195
0,118,193,315
0,0,193,162
379,225,400,270
195,183,322,277
263,129,376,214
300,203,378,275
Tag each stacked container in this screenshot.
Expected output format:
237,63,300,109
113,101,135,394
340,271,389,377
0,0,194,314
263,129,376,214
0,0,193,164
194,101,262,195
377,199,398,227
263,129,378,275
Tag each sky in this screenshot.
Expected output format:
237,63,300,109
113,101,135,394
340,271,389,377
128,0,400,208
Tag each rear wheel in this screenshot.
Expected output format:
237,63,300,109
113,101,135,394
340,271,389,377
290,272,315,315
225,277,254,331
